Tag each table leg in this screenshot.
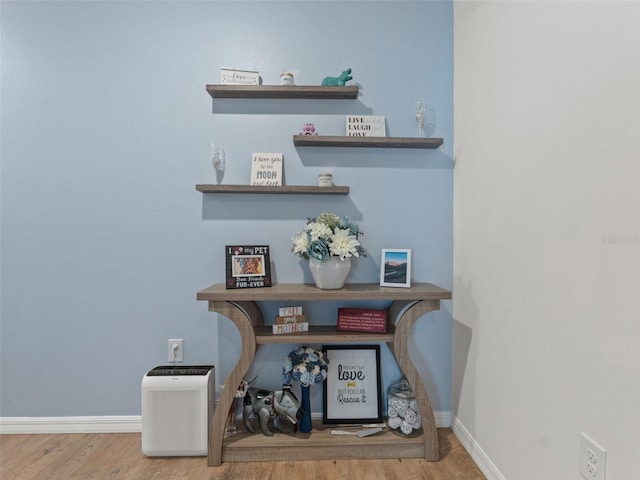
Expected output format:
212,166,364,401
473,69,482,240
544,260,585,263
207,301,260,466
390,299,441,461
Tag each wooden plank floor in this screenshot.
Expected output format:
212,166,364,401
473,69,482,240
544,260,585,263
0,428,486,480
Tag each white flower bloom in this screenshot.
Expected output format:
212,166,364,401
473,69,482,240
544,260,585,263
305,221,332,241
329,228,361,260
291,232,309,255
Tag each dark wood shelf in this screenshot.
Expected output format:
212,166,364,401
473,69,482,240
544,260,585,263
206,85,359,99
195,184,349,194
293,135,443,149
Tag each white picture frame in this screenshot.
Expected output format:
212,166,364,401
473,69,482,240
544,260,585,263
380,249,411,288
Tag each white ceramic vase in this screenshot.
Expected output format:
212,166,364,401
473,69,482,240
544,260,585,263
309,256,352,289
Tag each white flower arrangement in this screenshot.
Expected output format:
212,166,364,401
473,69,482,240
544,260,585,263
291,212,364,262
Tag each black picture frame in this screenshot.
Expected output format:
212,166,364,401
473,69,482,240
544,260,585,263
225,245,272,289
322,345,383,424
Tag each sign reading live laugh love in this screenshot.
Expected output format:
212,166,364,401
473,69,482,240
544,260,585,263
345,115,386,137
250,153,283,186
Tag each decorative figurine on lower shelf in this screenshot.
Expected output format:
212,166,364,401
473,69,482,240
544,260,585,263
321,67,353,86
299,123,318,136
242,385,304,436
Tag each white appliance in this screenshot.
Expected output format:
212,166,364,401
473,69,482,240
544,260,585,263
141,365,214,456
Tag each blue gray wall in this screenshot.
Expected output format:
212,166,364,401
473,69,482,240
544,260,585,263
1,1,453,417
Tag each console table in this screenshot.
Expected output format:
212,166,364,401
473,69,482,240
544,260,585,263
196,282,451,466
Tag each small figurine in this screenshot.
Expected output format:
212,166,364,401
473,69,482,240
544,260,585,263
321,68,353,86
243,385,304,436
299,123,318,136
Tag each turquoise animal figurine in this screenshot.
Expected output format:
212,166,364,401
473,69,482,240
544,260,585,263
321,68,353,86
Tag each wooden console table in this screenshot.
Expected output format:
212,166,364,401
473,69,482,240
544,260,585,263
196,283,452,466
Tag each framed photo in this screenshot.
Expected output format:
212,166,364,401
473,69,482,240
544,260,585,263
322,345,383,424
380,249,411,288
225,245,272,289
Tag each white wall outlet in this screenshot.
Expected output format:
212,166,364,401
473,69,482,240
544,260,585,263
168,339,184,363
580,432,606,480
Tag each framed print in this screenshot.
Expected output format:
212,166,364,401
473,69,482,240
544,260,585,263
322,345,383,424
380,248,411,288
225,245,272,289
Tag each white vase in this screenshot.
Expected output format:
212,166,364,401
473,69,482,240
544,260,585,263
309,256,352,289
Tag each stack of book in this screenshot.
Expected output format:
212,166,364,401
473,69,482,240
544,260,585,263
272,306,308,334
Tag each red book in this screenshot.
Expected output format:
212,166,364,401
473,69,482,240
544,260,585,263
337,308,387,333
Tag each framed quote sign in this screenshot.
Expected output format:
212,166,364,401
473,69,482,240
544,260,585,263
322,345,383,424
250,153,283,186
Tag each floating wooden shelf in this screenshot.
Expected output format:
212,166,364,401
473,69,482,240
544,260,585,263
293,135,444,149
195,184,349,195
206,85,359,99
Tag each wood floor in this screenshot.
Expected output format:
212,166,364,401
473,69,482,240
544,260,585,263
0,428,486,480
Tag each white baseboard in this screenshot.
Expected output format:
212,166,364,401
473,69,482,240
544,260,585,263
451,415,505,480
0,416,142,434
434,410,451,428
0,411,450,435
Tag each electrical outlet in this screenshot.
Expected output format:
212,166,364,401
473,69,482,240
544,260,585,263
580,432,606,480
168,339,183,363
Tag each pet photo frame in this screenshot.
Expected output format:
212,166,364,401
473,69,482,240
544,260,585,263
225,245,272,289
380,249,411,288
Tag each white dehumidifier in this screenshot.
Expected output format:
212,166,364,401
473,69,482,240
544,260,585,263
141,365,214,456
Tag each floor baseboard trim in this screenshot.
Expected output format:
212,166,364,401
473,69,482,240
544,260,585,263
0,416,142,434
434,410,451,428
1,411,450,435
451,415,505,480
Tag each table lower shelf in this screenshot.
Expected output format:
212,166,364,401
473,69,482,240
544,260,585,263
254,325,395,344
220,421,426,463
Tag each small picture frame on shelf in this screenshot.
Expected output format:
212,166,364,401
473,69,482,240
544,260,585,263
380,249,411,288
322,345,383,424
225,245,272,289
